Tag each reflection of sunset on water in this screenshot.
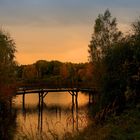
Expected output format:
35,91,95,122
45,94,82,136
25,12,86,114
13,92,90,138
14,92,89,106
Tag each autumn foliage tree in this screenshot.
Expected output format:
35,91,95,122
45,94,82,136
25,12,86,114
89,10,140,113
0,30,16,96
88,9,122,62
88,10,126,112
89,9,122,88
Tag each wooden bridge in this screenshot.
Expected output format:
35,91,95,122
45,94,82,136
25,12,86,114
16,86,96,131
16,86,95,110
17,88,94,95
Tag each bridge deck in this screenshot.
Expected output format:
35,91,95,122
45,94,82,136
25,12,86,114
16,88,94,95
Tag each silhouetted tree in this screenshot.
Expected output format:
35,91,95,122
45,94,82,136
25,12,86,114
0,29,16,96
0,30,17,140
88,9,123,89
88,10,140,113
88,9,122,62
88,10,126,112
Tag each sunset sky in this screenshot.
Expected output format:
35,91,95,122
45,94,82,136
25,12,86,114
0,0,140,64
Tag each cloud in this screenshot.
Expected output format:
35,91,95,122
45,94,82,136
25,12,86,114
0,0,140,28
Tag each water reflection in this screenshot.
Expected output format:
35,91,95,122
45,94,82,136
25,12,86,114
13,92,91,138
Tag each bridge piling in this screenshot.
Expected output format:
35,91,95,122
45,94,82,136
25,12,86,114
40,92,43,131
71,93,75,132
22,93,25,111
38,92,44,131
71,91,79,132
75,91,78,104
75,92,79,132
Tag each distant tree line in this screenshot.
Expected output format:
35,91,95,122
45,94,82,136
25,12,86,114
16,60,93,87
88,9,140,113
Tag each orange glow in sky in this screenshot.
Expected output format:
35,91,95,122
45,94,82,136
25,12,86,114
8,25,92,64
1,0,139,64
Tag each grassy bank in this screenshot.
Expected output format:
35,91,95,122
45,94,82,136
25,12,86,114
65,105,140,140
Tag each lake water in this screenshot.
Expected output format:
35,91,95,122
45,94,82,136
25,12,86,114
13,92,91,139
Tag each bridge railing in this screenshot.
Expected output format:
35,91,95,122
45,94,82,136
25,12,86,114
17,81,95,90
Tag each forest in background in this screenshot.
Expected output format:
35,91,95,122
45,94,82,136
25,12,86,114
16,60,93,88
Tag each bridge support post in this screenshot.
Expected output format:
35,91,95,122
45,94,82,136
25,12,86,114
89,92,91,103
38,93,41,108
69,90,79,132
40,93,43,131
71,92,75,132
75,91,78,104
75,91,79,132
38,92,40,131
22,93,25,110
69,90,79,104
38,92,44,132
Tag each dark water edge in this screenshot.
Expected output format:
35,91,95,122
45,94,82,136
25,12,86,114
0,96,17,140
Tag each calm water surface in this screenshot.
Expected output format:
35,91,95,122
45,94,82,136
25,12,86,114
13,92,91,139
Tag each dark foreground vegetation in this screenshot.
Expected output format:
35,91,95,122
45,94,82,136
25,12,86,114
88,9,140,112
0,30,17,139
0,9,140,140
64,107,140,140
